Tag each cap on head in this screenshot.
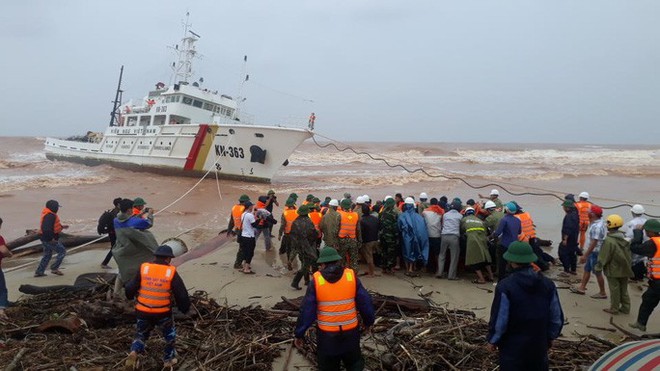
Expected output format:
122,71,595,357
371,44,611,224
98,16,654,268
404,197,415,205
565,194,575,202
154,245,175,258
490,189,500,196
285,198,295,207
642,219,660,233
46,200,60,211
503,241,537,263
579,191,589,200
317,246,342,264
340,198,352,209
243,201,254,208
133,197,146,206
419,192,428,200
631,204,645,215
505,202,517,214
329,199,339,207
589,205,603,217
562,200,576,208
606,214,624,229
239,194,250,203
297,205,310,216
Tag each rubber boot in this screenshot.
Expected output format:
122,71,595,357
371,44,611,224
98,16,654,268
291,272,304,290
303,272,310,286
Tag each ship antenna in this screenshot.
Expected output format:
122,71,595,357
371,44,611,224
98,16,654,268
169,12,201,84
236,55,249,118
109,65,124,127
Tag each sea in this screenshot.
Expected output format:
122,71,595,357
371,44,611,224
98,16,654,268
0,136,658,246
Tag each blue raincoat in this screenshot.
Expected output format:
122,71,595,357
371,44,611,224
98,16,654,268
397,205,429,264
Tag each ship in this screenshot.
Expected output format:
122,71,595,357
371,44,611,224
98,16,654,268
44,15,313,183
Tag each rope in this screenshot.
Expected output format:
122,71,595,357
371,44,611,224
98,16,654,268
310,133,660,218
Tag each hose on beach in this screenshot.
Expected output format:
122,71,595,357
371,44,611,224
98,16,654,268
310,133,660,218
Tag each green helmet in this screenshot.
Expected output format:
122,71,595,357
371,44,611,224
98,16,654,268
317,247,342,264
340,198,352,210
503,242,537,264
133,197,146,206
285,198,296,207
306,194,314,201
297,205,310,216
289,193,298,200
239,194,250,203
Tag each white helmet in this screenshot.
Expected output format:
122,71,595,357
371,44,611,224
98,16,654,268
579,191,589,199
384,195,393,201
490,189,500,196
464,207,475,214
356,196,365,204
484,201,497,209
631,204,645,214
363,195,371,203
329,199,339,207
404,197,415,205
419,192,428,200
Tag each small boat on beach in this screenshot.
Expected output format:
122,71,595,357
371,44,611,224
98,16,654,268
44,15,313,183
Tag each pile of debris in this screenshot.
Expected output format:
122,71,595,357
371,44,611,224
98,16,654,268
1,277,617,370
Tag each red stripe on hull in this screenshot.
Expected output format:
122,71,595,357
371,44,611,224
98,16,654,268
184,124,209,171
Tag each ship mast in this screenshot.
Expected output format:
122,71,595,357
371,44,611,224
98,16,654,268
109,65,124,127
170,12,200,84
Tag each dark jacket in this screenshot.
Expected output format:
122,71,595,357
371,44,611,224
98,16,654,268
562,209,580,248
125,258,190,319
488,266,563,369
40,202,60,242
295,264,375,356
492,214,522,248
360,213,379,243
631,229,658,259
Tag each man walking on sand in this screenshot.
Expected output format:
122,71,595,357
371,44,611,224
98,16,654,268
487,241,564,371
294,247,375,371
124,245,190,369
570,205,608,299
594,214,633,315
629,219,660,332
35,200,69,277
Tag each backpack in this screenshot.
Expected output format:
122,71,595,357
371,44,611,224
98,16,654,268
97,210,115,235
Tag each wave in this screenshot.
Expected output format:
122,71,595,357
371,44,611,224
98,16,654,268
0,171,110,193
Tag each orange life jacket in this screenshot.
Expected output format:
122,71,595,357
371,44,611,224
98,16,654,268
283,209,298,234
135,263,176,314
132,207,142,216
515,212,536,242
232,204,246,230
309,211,322,232
320,206,328,215
39,208,63,235
338,210,358,238
313,268,358,332
575,201,591,230
647,237,660,280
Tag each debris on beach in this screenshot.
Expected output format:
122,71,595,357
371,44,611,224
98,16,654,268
1,277,619,370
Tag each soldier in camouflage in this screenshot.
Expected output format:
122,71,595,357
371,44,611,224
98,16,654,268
320,199,341,249
379,198,400,274
289,205,319,290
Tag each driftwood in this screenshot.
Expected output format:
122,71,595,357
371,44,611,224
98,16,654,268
6,229,109,253
19,273,117,295
274,292,431,314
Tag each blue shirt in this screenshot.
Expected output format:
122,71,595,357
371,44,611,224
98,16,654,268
492,213,521,248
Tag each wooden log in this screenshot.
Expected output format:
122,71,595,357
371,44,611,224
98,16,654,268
36,314,84,334
5,231,39,250
8,231,109,254
4,348,27,371
19,273,117,295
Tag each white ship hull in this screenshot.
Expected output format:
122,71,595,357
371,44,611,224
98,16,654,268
45,123,312,183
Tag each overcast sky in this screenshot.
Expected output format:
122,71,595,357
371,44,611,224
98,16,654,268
1,1,658,144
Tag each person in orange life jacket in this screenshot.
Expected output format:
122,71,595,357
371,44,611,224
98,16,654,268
124,245,190,369
228,194,250,269
308,201,323,247
487,242,564,371
0,217,14,320
559,200,580,276
465,199,482,218
511,201,548,272
239,201,260,274
294,247,375,371
628,219,660,332
131,197,153,224
35,200,69,277
320,197,332,215
254,196,277,252
395,193,405,211
571,205,608,298
99,197,123,269
288,193,299,208
575,191,592,249
337,198,362,272
303,194,314,206
279,198,299,269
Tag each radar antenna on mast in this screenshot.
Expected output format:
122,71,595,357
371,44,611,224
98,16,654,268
109,65,124,127
169,12,202,84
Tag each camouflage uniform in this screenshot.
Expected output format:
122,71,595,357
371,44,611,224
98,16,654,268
289,215,319,285
319,208,341,248
379,204,400,270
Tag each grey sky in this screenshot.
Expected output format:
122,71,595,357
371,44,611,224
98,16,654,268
1,1,658,144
